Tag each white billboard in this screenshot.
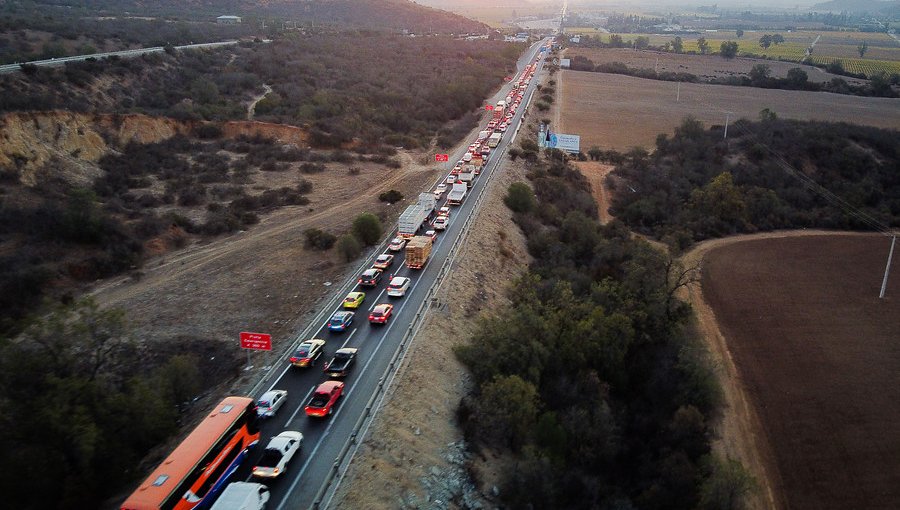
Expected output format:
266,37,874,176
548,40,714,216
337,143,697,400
560,58,570,68
546,132,580,152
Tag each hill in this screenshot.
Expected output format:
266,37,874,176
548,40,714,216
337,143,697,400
24,0,487,33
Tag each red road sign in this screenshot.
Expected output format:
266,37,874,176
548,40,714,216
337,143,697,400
434,154,449,162
485,105,494,111
240,331,272,351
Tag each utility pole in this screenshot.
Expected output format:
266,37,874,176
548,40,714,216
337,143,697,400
676,81,680,102
880,234,897,299
724,112,731,139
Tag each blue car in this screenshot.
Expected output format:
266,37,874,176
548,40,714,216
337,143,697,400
327,311,354,332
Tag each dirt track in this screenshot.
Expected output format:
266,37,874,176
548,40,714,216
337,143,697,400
690,232,900,510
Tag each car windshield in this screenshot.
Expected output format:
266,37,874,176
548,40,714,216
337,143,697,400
258,448,283,467
330,317,343,325
310,394,329,407
371,311,383,317
335,353,350,360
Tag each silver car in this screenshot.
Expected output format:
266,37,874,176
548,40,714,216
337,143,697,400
256,389,287,418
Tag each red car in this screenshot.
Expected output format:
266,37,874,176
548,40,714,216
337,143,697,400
304,381,344,417
368,303,394,324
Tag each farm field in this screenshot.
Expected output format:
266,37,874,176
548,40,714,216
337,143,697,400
574,30,900,75
556,70,900,151
701,234,900,510
564,47,867,84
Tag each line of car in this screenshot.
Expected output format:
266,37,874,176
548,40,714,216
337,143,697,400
242,47,545,503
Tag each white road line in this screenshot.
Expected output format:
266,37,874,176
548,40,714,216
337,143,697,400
284,385,317,428
339,328,357,349
264,365,292,394
367,289,385,311
276,278,423,510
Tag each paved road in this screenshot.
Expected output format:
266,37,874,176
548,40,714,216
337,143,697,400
0,40,241,74
228,39,550,510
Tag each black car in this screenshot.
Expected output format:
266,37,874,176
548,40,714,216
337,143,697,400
324,348,358,377
358,268,383,286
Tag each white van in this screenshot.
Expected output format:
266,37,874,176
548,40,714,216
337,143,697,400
210,482,270,510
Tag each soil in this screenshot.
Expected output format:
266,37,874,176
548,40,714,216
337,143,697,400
571,161,615,224
564,47,870,85
557,70,900,151
696,233,900,510
331,145,532,509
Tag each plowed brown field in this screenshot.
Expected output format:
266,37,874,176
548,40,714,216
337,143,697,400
701,234,900,510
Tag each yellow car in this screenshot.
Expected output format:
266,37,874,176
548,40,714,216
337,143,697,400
342,292,365,309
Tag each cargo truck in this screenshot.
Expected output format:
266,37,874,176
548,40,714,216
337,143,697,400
397,193,436,237
471,154,483,172
405,236,432,269
447,183,467,205
459,172,475,188
488,132,502,148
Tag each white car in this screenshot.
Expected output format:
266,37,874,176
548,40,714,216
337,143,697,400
387,276,411,297
388,237,407,252
435,183,447,193
256,389,287,418
432,216,448,230
445,175,457,184
438,206,450,218
252,431,304,478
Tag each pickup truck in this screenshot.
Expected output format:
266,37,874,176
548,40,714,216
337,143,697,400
324,348,358,378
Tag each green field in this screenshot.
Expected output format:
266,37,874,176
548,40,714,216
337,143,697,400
576,31,900,77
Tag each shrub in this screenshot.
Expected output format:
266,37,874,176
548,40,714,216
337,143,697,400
504,182,536,213
193,124,223,139
303,228,337,250
299,162,327,174
352,213,383,246
336,234,362,261
378,190,404,203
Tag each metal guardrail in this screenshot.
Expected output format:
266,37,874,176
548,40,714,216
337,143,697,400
309,47,547,509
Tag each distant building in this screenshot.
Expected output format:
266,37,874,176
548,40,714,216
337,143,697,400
217,15,242,25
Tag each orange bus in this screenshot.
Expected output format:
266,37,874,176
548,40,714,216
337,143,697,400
121,396,260,510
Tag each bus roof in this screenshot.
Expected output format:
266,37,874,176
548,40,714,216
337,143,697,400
121,396,254,510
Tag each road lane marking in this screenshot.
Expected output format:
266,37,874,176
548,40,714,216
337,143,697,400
284,385,317,428
339,328,357,350
367,289,385,311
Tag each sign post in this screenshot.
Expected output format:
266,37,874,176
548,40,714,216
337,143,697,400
240,331,272,370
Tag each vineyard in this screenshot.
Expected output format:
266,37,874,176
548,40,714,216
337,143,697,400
570,30,900,77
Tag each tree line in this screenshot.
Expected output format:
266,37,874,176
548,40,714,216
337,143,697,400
566,54,898,98
607,117,900,252
456,151,752,508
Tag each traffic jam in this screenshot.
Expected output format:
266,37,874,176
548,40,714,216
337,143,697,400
121,47,545,510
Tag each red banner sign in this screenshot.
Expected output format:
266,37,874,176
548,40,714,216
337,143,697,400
240,332,272,351
435,154,449,162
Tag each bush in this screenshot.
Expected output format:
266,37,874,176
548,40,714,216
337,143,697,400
378,190,404,203
352,213,383,246
336,233,362,261
504,182,536,213
303,228,337,250
299,162,327,174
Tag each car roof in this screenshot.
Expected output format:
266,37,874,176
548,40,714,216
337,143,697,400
260,389,284,400
316,380,343,392
373,304,392,312
346,291,364,297
390,276,409,285
377,253,391,259
267,432,302,449
335,348,358,355
362,268,379,275
332,311,352,318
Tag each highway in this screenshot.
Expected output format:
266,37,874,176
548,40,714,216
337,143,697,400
0,40,241,74
227,39,550,509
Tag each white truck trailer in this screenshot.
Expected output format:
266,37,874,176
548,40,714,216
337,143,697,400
397,193,437,237
447,183,467,205
488,132,502,148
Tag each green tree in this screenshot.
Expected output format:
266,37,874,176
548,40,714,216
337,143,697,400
688,172,748,232
697,457,756,510
786,67,808,88
759,108,778,122
697,37,710,55
635,36,650,49
508,147,522,161
609,34,624,48
759,34,773,49
336,233,362,261
504,182,536,213
748,63,771,85
474,375,540,450
772,34,785,45
736,29,744,38
351,212,382,245
720,41,739,59
588,146,603,161
673,36,684,53
857,41,868,58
